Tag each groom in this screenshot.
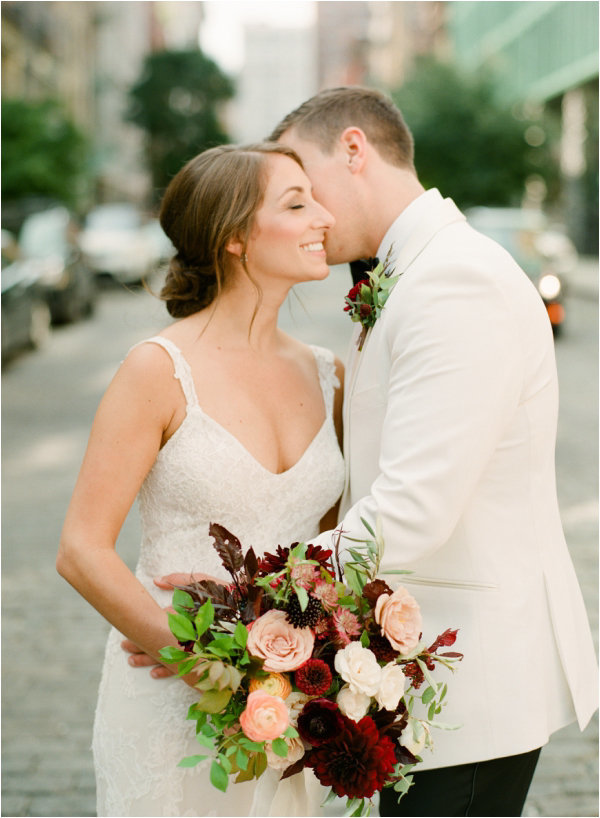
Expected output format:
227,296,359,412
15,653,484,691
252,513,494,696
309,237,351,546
128,87,598,815
267,87,598,816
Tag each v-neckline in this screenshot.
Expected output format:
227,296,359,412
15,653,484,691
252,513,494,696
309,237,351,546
190,405,329,477
157,344,331,477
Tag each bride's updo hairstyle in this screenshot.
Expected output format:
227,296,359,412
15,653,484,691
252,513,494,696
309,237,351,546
159,142,304,318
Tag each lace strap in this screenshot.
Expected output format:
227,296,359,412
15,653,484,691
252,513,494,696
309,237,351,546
130,336,199,409
310,345,340,416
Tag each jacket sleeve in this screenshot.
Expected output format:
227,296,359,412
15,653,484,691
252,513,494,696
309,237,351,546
318,259,526,567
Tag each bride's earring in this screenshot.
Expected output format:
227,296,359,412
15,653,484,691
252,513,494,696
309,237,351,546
241,253,248,264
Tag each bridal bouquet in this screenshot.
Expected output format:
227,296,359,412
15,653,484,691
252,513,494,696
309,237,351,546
160,520,462,815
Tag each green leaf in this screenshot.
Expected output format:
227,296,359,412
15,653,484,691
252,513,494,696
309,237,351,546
195,733,215,749
422,686,436,705
234,620,248,649
271,738,288,758
359,517,376,538
295,585,309,612
177,657,200,676
236,748,249,770
321,788,338,807
172,588,194,612
218,753,232,774
284,725,299,739
239,737,265,752
210,760,229,792
360,630,371,647
194,599,215,637
168,612,197,642
428,700,437,721
159,645,189,663
178,754,208,768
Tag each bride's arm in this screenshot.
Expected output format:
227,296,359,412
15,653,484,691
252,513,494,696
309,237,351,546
319,355,345,533
56,344,194,681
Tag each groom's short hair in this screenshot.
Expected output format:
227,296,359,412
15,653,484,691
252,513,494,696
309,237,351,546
270,86,415,171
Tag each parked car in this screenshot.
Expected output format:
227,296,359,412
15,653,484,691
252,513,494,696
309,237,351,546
18,207,97,324
1,230,51,362
466,207,576,335
79,203,165,284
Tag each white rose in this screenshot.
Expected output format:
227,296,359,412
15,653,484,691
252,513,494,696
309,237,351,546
400,718,431,757
336,684,372,722
334,642,382,696
375,662,406,711
265,735,306,771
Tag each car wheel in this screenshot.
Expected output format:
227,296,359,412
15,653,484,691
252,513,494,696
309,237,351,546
28,300,52,349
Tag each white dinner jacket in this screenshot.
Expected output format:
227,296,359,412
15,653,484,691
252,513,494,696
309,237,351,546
317,191,598,769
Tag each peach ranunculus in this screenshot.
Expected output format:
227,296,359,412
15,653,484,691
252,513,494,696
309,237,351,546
374,586,423,654
246,610,314,672
248,672,292,699
239,690,289,742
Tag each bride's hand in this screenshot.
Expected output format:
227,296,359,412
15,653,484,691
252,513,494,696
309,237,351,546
122,638,174,678
122,573,228,679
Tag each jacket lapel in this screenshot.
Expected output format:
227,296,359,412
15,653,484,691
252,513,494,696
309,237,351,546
339,196,466,514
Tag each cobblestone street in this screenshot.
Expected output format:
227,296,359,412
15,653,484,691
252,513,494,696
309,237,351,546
2,261,598,817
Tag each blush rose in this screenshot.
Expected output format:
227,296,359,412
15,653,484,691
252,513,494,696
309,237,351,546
374,586,423,654
239,690,289,742
246,610,315,672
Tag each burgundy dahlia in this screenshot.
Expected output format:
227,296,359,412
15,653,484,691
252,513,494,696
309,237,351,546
295,659,332,696
297,698,344,747
305,715,397,799
258,544,334,577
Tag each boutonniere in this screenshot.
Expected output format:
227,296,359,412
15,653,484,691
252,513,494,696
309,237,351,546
344,247,400,350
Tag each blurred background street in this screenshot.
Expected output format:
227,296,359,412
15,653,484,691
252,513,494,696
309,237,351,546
2,2,598,816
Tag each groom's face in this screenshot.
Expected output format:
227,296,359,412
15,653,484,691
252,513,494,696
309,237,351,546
277,129,368,266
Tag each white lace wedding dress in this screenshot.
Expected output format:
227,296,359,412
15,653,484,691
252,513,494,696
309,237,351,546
92,336,345,817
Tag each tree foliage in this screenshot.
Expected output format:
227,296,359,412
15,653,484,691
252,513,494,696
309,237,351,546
1,98,89,208
127,49,235,198
392,58,559,209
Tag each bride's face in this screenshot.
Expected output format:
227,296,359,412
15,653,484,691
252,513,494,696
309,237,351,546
242,154,335,286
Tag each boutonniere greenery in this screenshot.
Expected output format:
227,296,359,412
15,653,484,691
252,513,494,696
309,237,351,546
344,247,400,350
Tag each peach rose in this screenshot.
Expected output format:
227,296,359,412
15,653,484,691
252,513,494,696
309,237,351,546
374,586,422,654
239,690,289,742
248,672,292,699
246,610,314,672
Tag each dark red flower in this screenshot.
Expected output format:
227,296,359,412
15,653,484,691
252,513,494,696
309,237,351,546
297,698,344,747
359,303,373,319
402,661,425,689
367,631,399,664
295,659,332,696
305,715,397,799
257,544,334,578
344,279,371,311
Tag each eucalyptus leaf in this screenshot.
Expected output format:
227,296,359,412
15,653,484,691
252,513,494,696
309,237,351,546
422,686,436,705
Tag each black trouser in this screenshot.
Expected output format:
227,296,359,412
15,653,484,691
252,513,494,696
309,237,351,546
379,747,541,817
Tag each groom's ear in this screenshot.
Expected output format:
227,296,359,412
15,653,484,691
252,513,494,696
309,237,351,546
340,127,368,173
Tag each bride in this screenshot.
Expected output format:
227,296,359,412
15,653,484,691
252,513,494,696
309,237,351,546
56,142,345,816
